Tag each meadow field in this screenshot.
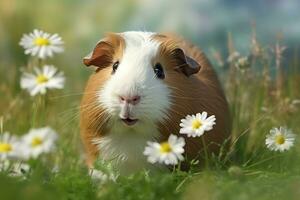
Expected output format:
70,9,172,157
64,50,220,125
1,1,300,199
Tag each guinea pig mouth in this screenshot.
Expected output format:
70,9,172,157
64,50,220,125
121,118,138,126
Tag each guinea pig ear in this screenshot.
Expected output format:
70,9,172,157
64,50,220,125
173,48,201,77
83,33,123,69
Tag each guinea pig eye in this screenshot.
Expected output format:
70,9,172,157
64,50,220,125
112,61,119,73
153,63,165,79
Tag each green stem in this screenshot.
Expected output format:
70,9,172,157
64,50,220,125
31,94,46,127
279,154,283,173
201,137,209,169
31,98,38,128
0,116,3,133
244,154,282,169
37,58,43,68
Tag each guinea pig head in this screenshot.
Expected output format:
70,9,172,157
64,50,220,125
83,32,200,135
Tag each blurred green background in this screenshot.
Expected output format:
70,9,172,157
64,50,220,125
1,0,299,73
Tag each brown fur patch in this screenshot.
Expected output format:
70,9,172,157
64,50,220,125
83,33,125,70
152,34,200,76
80,33,125,166
153,34,231,169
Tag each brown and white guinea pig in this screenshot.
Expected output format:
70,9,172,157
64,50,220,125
80,31,231,174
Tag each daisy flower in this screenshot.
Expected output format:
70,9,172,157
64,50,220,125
21,127,58,159
143,134,185,165
89,168,117,183
19,29,64,59
265,126,296,152
0,132,21,160
0,160,30,179
9,162,30,178
89,168,109,183
179,112,216,137
227,51,240,63
0,160,30,178
235,56,250,71
20,65,65,96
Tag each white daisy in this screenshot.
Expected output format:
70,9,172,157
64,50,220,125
0,160,30,178
10,162,30,177
21,127,58,159
20,65,65,96
89,168,109,182
179,112,216,137
235,56,250,70
227,51,240,63
143,134,185,165
89,168,117,183
0,132,21,160
19,29,64,59
265,126,296,152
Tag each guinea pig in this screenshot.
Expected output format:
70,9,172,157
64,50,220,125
80,31,231,174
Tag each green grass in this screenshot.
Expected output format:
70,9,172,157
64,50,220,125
1,2,300,198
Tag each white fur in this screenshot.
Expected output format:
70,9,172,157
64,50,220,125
95,31,171,172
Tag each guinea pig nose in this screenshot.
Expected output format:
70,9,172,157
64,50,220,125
119,95,141,105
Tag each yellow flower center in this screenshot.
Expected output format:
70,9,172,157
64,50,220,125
36,75,49,84
31,137,43,147
34,37,50,46
275,134,285,145
160,142,172,153
0,143,12,153
192,119,202,130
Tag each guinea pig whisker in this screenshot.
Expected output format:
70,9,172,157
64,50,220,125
49,91,100,101
172,63,189,70
165,85,186,94
156,112,179,135
167,94,200,100
65,101,102,121
140,94,194,119
59,104,94,124
61,102,101,127
87,107,110,127
58,107,80,118
163,108,186,120
77,103,102,117
95,114,111,135
138,97,189,120
144,85,163,91
57,99,103,127
150,72,158,81
145,84,189,100
58,101,98,116
168,102,196,118
60,112,81,128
